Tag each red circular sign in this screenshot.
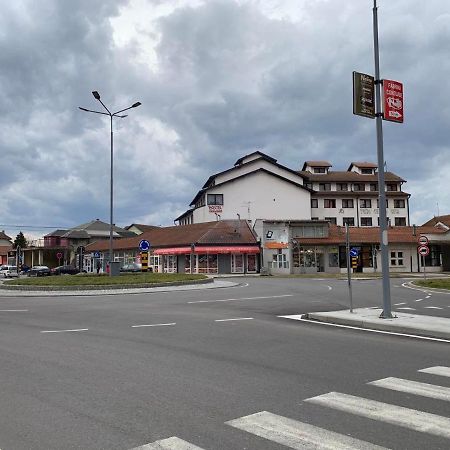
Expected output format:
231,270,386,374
418,235,429,245
56,252,63,259
417,245,429,256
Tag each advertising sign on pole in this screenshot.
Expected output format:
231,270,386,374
383,79,404,123
353,71,375,118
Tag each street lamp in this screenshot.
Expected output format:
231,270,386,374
79,91,141,276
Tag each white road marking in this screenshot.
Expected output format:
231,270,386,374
188,294,293,304
131,436,205,449
326,285,332,290
424,306,443,310
132,323,176,328
0,309,28,312
394,302,406,306
278,316,450,343
369,377,450,401
305,392,450,439
415,299,423,302
419,366,450,378
214,317,253,322
226,410,388,450
40,329,88,333
426,295,432,299
395,307,416,311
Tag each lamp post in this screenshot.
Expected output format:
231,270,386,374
79,91,141,276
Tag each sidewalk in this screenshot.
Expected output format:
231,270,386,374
300,308,450,341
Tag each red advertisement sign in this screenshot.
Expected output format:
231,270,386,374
383,79,404,123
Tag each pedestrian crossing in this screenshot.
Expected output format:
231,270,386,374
132,365,450,449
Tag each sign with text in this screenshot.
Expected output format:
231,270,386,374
353,71,375,118
383,79,404,123
208,205,223,213
140,251,148,272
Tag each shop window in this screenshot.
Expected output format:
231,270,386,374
342,199,354,208
324,199,336,208
328,251,339,267
390,251,404,266
361,217,373,226
360,199,372,208
424,245,441,267
207,194,223,205
271,250,289,269
395,217,406,226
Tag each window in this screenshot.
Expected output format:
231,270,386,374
343,217,355,226
370,183,378,191
361,168,374,174
424,245,441,267
324,217,337,224
311,217,319,221
271,250,289,269
390,251,404,266
386,183,398,191
304,182,313,190
395,217,406,226
314,167,326,173
195,195,205,208
360,199,372,208
324,199,336,208
394,199,405,208
207,194,223,205
311,199,318,208
336,183,348,191
319,183,331,191
361,217,373,226
353,183,364,191
377,199,389,208
342,199,354,208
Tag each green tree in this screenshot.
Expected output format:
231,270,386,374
13,231,27,249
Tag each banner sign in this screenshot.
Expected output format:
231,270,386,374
353,71,375,118
383,79,404,123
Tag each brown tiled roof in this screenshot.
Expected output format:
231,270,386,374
422,215,450,228
0,231,12,241
86,220,258,251
299,170,405,182
0,245,12,255
295,225,445,245
125,224,160,232
348,162,378,170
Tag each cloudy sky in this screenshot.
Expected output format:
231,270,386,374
1,0,449,241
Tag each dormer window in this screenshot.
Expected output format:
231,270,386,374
361,168,374,174
314,167,326,173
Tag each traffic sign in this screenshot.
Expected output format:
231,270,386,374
383,79,404,123
93,251,101,258
351,256,358,269
418,245,430,256
140,251,149,272
418,235,429,246
139,239,150,251
353,71,375,119
349,248,359,257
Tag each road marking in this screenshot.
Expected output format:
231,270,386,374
0,309,28,312
132,323,176,328
425,295,432,299
214,317,253,322
278,316,450,343
226,410,388,450
395,307,416,311
188,294,293,304
394,302,406,306
131,436,205,449
305,392,450,439
326,285,332,290
415,299,423,302
419,366,450,378
424,306,443,310
369,377,450,401
40,329,88,333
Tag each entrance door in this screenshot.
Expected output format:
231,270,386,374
247,254,257,273
231,254,244,273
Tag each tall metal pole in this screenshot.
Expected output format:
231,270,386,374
109,115,114,276
345,223,353,313
373,0,393,318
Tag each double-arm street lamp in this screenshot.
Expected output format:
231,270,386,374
79,91,141,276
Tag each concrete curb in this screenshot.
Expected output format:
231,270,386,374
304,309,450,341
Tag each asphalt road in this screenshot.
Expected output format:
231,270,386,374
0,277,449,450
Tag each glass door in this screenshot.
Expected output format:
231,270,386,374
231,254,244,273
247,254,257,273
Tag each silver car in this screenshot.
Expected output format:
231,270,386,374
0,265,19,278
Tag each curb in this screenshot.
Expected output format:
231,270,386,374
304,312,450,341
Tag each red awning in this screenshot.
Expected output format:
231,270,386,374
194,246,260,254
154,247,192,255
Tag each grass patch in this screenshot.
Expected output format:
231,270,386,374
4,273,207,287
414,279,450,290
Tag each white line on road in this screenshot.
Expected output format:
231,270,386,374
278,316,450,343
426,295,432,298
327,285,332,290
395,307,416,311
188,294,293,304
40,329,88,333
305,392,450,439
419,366,450,378
415,299,423,302
394,302,406,306
226,410,388,450
214,317,254,322
424,306,443,310
131,436,205,449
132,323,176,328
369,377,450,401
0,309,28,312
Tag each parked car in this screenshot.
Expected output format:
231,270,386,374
120,263,143,273
51,265,82,275
0,265,19,278
28,266,51,277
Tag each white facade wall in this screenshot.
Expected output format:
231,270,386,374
192,171,311,224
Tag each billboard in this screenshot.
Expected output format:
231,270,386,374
353,71,375,118
383,79,404,123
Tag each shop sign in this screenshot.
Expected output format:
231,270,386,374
383,79,404,123
208,205,223,213
353,71,375,118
